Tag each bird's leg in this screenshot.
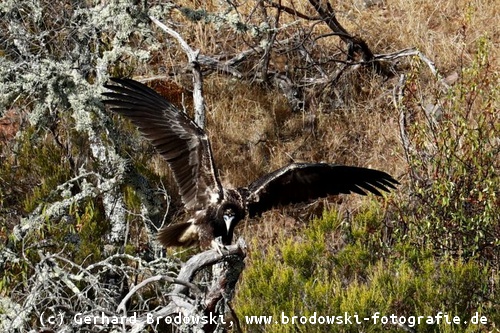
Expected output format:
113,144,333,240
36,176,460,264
210,237,229,297
211,237,228,256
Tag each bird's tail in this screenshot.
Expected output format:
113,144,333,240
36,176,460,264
157,222,199,248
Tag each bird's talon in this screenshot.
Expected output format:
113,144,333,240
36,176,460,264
211,237,227,255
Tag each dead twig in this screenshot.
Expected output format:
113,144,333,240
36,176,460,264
307,0,391,76
150,16,206,129
267,1,322,20
375,48,450,89
129,239,247,333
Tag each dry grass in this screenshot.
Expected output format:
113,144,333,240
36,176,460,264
364,0,498,68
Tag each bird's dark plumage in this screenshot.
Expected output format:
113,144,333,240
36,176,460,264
245,163,397,217
103,78,399,248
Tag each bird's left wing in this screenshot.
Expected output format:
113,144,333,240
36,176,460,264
243,162,398,217
102,78,223,211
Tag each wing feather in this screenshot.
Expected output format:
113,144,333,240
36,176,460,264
103,78,223,210
244,163,398,217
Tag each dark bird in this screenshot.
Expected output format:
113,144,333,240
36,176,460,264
103,78,399,248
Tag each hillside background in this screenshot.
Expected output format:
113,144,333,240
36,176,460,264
0,0,498,332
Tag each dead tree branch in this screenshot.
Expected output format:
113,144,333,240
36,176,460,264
2,239,246,333
307,0,391,76
375,48,450,89
267,1,321,20
127,239,247,333
257,0,283,83
150,16,206,129
393,74,414,180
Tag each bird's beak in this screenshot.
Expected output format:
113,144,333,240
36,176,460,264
223,215,234,234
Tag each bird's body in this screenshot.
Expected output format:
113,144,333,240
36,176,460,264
157,188,246,248
103,78,399,249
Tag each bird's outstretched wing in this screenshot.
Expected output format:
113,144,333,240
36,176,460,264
103,78,222,210
244,163,398,217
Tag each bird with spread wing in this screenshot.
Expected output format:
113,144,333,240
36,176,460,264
103,78,399,248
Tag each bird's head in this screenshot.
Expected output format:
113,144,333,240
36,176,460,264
213,200,245,245
222,207,236,234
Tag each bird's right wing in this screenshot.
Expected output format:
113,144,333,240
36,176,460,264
103,78,223,211
244,162,398,217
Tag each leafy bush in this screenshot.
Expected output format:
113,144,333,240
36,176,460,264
398,36,499,265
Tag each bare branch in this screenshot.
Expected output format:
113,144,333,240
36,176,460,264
172,239,247,296
150,16,206,129
393,74,421,186
267,1,322,20
116,275,201,313
307,0,391,76
126,239,247,333
375,48,449,89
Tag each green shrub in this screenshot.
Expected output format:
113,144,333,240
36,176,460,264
236,207,497,332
